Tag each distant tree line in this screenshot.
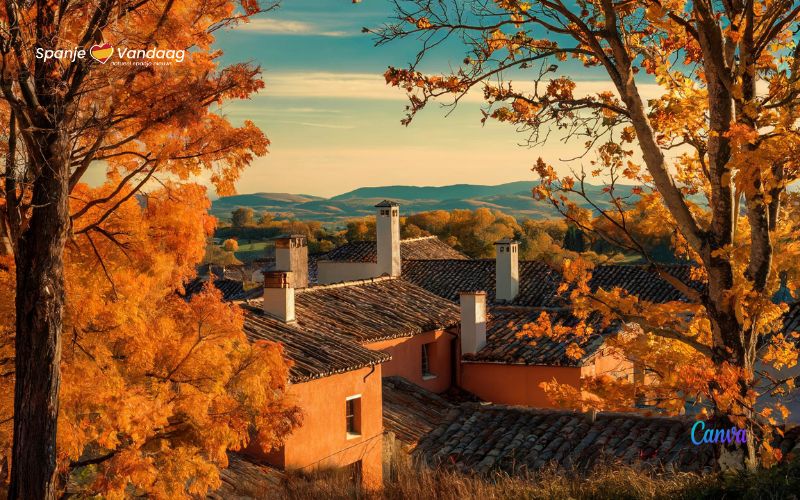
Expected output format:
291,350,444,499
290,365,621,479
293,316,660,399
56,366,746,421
212,207,680,265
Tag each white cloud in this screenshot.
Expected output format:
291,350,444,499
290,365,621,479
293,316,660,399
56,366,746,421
259,71,666,103
273,120,355,129
261,72,405,100
234,18,350,37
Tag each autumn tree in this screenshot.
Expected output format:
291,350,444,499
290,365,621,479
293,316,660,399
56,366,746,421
1,183,300,496
0,0,279,496
231,207,256,228
378,0,800,467
222,238,240,253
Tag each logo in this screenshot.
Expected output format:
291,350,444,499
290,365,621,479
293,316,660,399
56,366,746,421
35,44,185,66
90,43,114,64
690,420,747,445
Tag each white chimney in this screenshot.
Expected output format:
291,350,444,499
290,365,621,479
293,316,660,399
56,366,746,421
263,271,295,322
459,291,487,355
274,234,308,288
494,238,519,302
375,200,400,277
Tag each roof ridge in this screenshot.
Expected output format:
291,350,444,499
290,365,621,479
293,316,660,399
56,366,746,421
296,275,396,293
460,402,692,423
400,235,438,242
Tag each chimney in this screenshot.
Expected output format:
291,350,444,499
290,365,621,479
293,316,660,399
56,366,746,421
459,291,487,355
263,271,295,323
274,234,308,288
494,238,519,302
375,200,400,277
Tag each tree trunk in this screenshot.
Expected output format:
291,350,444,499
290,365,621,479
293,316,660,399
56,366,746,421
0,215,12,256
8,131,70,499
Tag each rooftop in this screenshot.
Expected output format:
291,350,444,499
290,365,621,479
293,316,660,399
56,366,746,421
247,276,460,347
382,377,456,448
415,405,714,475
465,309,618,367
209,453,282,499
243,306,390,383
402,259,564,307
402,260,700,308
416,404,800,476
319,236,468,264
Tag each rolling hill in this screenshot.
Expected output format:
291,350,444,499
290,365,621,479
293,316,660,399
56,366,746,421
210,181,637,223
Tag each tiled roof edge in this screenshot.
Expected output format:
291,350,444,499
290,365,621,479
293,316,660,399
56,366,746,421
457,402,693,423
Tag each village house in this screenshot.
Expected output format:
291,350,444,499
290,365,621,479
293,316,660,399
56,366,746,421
399,239,700,408
230,260,460,489
240,283,389,490
314,200,467,285
457,294,631,407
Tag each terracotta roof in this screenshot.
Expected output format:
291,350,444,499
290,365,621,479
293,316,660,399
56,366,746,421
402,259,564,307
464,309,617,367
208,453,283,499
243,307,390,383
402,260,699,307
382,377,456,447
246,277,459,348
415,405,717,475
587,264,703,304
183,278,261,302
321,236,468,264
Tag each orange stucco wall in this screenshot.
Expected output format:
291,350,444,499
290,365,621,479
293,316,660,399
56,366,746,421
261,365,384,490
461,350,634,409
365,329,453,393
460,362,582,407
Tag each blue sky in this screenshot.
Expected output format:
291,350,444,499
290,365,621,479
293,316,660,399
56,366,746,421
211,0,642,197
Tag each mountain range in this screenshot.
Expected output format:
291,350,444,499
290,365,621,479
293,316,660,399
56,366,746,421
210,181,637,223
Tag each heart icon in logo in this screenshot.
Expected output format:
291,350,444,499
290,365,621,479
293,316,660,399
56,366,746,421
89,43,113,64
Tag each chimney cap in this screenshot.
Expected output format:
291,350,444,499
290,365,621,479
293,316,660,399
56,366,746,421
375,200,400,208
264,270,294,288
493,238,518,245
459,290,487,296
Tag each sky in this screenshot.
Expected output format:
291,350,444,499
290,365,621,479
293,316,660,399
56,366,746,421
210,0,632,198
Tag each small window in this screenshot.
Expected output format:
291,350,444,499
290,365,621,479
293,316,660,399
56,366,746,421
421,342,436,379
346,396,361,437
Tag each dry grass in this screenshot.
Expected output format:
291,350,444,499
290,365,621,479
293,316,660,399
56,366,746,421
277,452,731,500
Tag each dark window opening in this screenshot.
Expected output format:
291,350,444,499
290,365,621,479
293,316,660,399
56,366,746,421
346,397,361,436
421,342,435,378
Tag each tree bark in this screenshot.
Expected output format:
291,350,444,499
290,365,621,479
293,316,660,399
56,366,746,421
8,130,70,500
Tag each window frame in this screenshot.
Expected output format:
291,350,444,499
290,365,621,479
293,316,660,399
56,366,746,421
421,342,436,379
345,395,362,438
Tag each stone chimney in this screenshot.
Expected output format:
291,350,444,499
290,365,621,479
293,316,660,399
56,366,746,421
274,234,308,288
263,271,295,323
375,200,400,277
494,238,519,302
459,291,487,355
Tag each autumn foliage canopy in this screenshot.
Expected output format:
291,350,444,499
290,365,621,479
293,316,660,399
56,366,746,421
0,0,301,496
379,0,800,466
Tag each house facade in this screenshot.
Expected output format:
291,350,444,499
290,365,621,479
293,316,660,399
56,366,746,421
242,291,389,490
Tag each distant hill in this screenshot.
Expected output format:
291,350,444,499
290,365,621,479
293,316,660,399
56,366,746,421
210,181,637,223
